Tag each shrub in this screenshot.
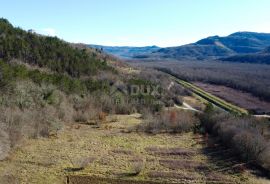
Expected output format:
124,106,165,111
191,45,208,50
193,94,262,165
136,110,198,134
72,96,100,123
0,130,10,161
66,156,96,171
0,104,64,160
129,158,144,176
258,145,270,171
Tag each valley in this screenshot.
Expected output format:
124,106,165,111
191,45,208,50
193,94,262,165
1,16,270,184
131,60,270,115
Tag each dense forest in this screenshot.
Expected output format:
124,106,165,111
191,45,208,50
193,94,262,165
0,18,110,77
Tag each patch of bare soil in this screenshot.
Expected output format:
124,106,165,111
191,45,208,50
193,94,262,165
194,82,270,114
159,159,208,171
147,171,202,182
145,147,196,158
68,175,169,184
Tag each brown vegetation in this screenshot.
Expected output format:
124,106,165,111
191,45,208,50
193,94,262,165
159,159,208,171
195,82,270,114
145,147,196,157
136,110,199,134
200,107,270,174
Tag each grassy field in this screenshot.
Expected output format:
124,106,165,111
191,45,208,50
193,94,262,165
0,114,267,184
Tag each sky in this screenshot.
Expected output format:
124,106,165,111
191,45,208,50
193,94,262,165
1,0,270,47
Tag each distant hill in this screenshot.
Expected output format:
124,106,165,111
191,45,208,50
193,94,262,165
90,45,160,59
221,46,270,64
134,32,270,60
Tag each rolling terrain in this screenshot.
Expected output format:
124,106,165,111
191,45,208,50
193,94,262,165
221,46,270,64
133,32,270,61
1,18,270,184
94,32,270,63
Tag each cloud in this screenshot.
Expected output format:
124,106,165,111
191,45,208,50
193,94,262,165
34,28,57,37
42,28,57,36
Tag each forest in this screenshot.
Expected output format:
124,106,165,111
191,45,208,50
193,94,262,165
0,18,110,78
132,60,270,102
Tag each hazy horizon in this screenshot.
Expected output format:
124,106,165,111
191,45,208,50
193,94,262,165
1,0,270,47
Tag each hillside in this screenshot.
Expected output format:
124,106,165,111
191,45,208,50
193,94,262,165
221,46,270,64
133,32,270,60
0,19,115,78
90,45,160,59
0,18,186,163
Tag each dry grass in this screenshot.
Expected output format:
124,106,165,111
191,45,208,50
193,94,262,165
0,114,267,184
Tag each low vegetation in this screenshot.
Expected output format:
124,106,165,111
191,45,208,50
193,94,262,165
0,114,263,184
200,105,270,174
0,19,187,163
135,110,199,134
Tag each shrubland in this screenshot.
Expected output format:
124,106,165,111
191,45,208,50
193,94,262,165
0,19,184,161
200,105,270,174
135,109,199,134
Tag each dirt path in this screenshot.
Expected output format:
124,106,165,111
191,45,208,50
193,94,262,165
175,103,201,113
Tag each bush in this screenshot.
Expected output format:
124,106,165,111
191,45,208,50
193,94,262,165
136,110,198,134
0,105,64,159
130,159,144,176
259,145,270,172
0,130,10,161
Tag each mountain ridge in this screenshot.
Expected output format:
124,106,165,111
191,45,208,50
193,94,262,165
145,32,270,61
90,45,160,59
221,46,270,64
90,32,270,62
